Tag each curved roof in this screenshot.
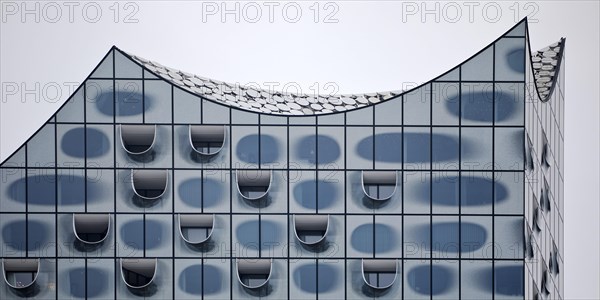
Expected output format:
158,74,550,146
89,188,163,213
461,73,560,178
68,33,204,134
120,19,564,116
531,39,565,102
127,53,401,115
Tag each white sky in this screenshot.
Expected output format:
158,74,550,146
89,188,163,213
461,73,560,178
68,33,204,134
1,1,598,298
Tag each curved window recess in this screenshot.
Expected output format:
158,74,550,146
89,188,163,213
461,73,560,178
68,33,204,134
73,213,110,244
120,258,158,289
189,125,226,155
2,258,40,289
533,286,541,300
532,199,541,233
361,259,398,290
541,267,550,296
550,244,560,275
236,169,272,200
361,171,398,201
540,133,551,169
293,215,330,246
540,181,551,213
525,135,535,171
525,226,535,259
131,169,168,200
178,214,215,245
120,124,157,155
236,259,272,289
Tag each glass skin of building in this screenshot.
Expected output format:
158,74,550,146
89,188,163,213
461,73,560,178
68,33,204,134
0,19,563,299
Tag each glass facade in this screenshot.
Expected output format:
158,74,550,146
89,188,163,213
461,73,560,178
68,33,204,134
0,19,563,299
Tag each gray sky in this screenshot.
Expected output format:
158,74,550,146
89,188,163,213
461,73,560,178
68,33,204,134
1,1,598,298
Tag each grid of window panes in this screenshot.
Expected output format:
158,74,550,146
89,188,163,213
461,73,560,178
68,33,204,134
0,22,530,300
523,32,565,299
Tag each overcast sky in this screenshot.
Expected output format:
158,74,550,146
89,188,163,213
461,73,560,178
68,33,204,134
1,1,598,298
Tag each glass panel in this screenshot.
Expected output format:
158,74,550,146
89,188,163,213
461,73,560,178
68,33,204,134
317,259,345,299
27,123,55,167
505,21,525,37
232,214,259,258
432,260,459,299
261,125,287,168
374,127,402,170
173,87,201,123
346,106,373,125
0,168,26,212
203,169,230,214
403,171,430,214
232,109,258,124
495,38,525,81
494,216,524,259
116,214,143,257
87,258,115,299
495,261,524,299
27,168,56,212
28,213,55,257
404,84,431,125
290,116,315,125
462,46,493,81
86,169,115,212
432,127,459,170
432,216,459,259
317,127,344,169
432,171,459,214
145,214,173,257
86,79,114,123
114,80,143,123
346,127,373,169
461,127,492,169
90,50,113,78
461,82,494,125
0,214,26,256
495,127,524,170
375,215,402,258
204,259,231,299
86,124,114,167
173,169,202,213
202,100,230,124
261,114,287,125
317,170,344,214
495,172,524,214
289,171,316,213
375,97,402,125
404,260,430,299
461,216,493,259
1,145,25,167
145,80,173,123
346,215,373,257
57,168,85,210
496,83,524,126
260,214,286,257
461,260,493,299
174,260,202,299
432,82,459,125
435,67,459,81
461,171,493,214
115,50,142,78
289,259,317,299
56,88,84,122
57,124,84,167
289,126,316,169
404,216,430,259
57,259,85,299
232,126,258,167
404,127,430,170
